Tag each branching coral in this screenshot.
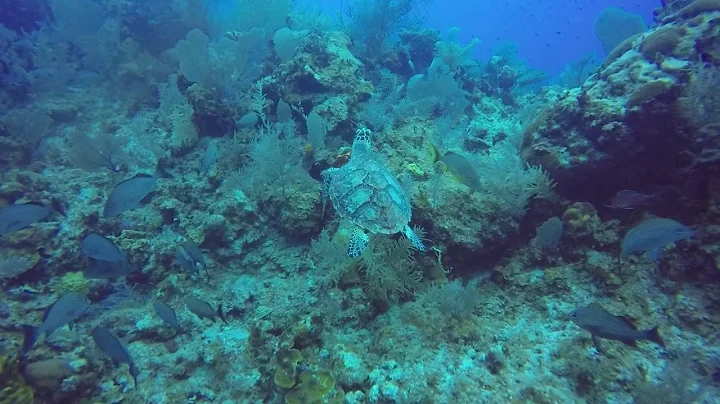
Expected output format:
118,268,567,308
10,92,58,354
358,234,423,300
310,227,424,299
309,229,352,287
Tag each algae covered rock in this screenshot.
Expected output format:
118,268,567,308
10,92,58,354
523,12,718,212
272,31,373,130
22,358,72,390
276,181,322,239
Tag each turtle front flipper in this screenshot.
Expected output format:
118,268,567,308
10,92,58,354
347,228,369,258
321,168,338,218
403,225,426,252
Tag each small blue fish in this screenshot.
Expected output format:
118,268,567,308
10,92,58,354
103,174,158,218
0,203,53,237
621,217,693,261
22,292,90,353
199,142,217,175
91,327,139,389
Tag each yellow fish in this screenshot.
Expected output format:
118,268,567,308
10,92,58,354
429,144,481,191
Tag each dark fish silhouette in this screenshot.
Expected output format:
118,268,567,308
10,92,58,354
80,233,132,279
153,301,181,331
0,203,53,237
571,303,664,351
175,247,197,275
181,240,206,268
103,174,158,218
81,234,126,262
22,292,90,353
606,190,650,209
91,327,139,389
184,296,226,324
176,241,209,279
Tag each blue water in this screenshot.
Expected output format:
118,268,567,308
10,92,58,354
426,0,657,75
298,0,657,76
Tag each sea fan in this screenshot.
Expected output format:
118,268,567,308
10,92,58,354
310,229,351,287
359,234,423,300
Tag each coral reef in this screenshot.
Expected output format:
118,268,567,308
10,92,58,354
0,1,719,403
0,355,34,404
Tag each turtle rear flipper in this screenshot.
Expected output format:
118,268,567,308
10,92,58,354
403,225,426,252
348,228,369,258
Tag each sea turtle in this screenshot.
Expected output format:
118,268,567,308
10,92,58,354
322,128,426,257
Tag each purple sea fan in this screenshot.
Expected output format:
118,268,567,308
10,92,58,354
533,216,564,248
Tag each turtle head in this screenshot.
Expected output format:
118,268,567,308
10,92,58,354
352,128,372,158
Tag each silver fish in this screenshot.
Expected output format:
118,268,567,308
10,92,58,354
91,327,139,389
22,292,90,352
103,174,157,218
